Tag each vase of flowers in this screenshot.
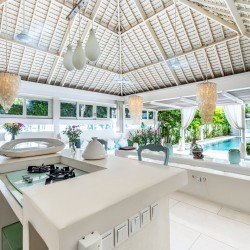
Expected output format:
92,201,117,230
2,123,24,140
63,125,82,153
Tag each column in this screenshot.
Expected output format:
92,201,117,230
53,97,60,138
240,104,246,158
116,101,124,133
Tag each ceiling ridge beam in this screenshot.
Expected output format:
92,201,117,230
123,34,238,75
54,0,118,36
121,3,174,36
132,0,180,86
224,0,247,36
178,0,240,34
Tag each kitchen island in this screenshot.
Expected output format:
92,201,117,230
0,150,187,250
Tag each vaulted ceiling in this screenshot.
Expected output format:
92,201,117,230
0,0,250,96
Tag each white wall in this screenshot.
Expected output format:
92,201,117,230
181,169,250,213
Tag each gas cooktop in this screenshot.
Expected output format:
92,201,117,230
5,163,88,206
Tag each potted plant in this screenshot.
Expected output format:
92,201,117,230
63,125,82,153
2,123,25,140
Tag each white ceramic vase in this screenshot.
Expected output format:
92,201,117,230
82,137,106,160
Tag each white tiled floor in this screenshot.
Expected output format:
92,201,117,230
169,192,250,250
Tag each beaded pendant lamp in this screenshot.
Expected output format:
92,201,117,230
0,2,21,113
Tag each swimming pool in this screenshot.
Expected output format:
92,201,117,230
203,137,250,151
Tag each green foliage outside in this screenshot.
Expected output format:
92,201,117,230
79,104,93,118
246,104,250,118
110,107,116,118
0,98,23,115
60,102,76,117
97,106,107,118
158,110,181,145
125,108,130,118
247,142,250,155
186,108,231,141
26,100,48,116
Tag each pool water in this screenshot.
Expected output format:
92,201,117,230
203,137,249,151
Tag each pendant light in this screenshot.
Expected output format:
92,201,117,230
0,2,21,113
196,47,217,124
172,0,180,69
16,0,32,43
72,13,86,70
85,23,101,62
63,20,75,71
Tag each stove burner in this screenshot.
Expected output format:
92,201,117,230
45,167,76,185
27,164,55,173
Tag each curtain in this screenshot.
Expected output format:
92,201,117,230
224,104,246,158
179,108,196,151
224,104,243,130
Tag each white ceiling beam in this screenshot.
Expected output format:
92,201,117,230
236,0,250,7
150,101,181,110
180,97,197,105
134,72,250,103
54,0,118,36
132,0,180,86
124,34,238,74
122,3,174,36
222,91,244,105
224,0,248,37
179,0,240,33
0,0,11,7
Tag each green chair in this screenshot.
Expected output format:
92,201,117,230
97,139,108,151
2,222,22,250
137,144,170,166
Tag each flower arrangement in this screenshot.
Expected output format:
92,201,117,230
2,122,25,140
63,125,82,152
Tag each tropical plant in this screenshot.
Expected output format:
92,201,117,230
158,110,181,145
128,123,161,146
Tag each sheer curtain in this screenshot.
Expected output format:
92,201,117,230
224,104,246,158
179,108,196,151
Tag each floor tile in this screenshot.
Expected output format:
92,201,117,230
170,202,250,250
219,207,250,225
190,234,237,250
169,192,222,214
169,199,179,208
170,220,200,250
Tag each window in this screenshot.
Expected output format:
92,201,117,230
142,111,147,119
0,98,23,115
148,111,154,120
79,104,93,118
26,99,49,117
60,102,76,118
97,106,107,118
110,107,116,118
125,108,130,118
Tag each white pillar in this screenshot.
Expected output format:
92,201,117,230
240,104,246,158
53,97,60,138
116,101,124,133
178,127,185,151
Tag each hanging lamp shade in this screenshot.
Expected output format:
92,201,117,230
63,44,75,71
0,73,21,112
85,29,101,62
72,40,86,70
128,95,143,124
196,82,217,124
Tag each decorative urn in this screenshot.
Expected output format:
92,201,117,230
192,144,204,159
228,149,241,164
82,137,107,160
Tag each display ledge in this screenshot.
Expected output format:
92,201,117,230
115,149,250,177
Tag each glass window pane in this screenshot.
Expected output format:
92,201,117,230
148,111,154,120
0,98,23,115
142,111,147,119
26,99,48,116
125,108,130,118
79,104,93,118
60,102,76,117
110,107,116,118
97,106,107,118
